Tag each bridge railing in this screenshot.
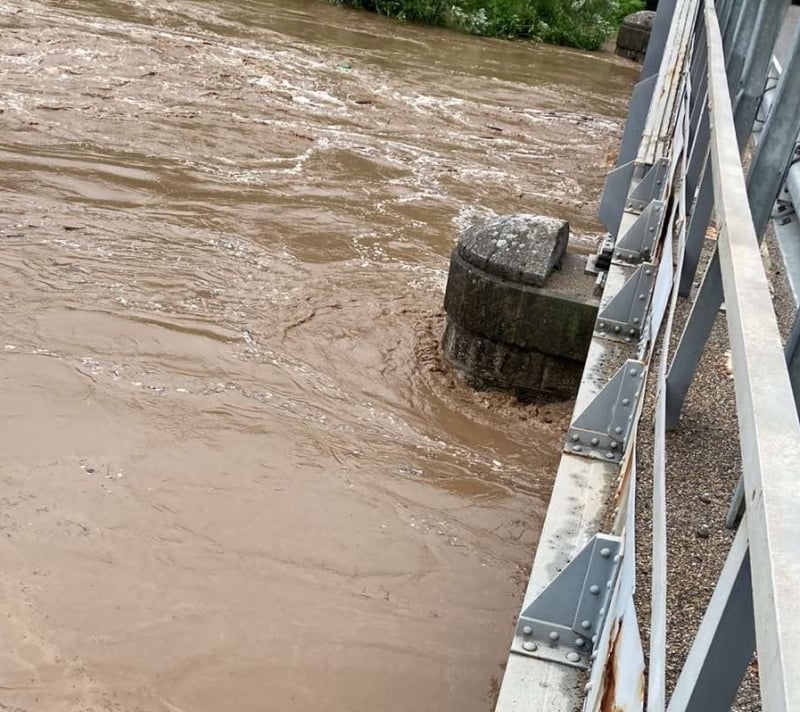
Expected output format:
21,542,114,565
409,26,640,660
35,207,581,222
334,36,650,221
494,1,800,710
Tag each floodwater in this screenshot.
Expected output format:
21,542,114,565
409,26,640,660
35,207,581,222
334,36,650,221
0,2,637,710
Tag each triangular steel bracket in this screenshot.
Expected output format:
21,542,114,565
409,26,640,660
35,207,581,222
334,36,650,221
596,262,656,341
565,359,646,463
511,533,623,669
626,158,669,213
613,200,665,264
599,160,636,236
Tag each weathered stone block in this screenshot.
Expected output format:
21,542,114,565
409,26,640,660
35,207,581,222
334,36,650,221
442,319,546,393
457,214,568,288
616,10,656,63
441,214,599,398
444,249,598,362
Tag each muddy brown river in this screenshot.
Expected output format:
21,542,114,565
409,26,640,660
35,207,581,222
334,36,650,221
0,2,636,710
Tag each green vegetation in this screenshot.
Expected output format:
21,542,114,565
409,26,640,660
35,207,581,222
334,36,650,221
331,0,645,50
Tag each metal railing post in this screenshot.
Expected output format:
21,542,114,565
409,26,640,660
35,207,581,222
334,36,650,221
678,1,788,299
726,0,760,92
745,23,800,240
667,519,755,711
733,0,791,149
666,2,791,428
720,0,757,56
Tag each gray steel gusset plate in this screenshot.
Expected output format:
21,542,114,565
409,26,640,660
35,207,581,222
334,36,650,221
596,262,657,341
511,534,623,669
565,359,647,463
627,157,669,213
614,199,666,263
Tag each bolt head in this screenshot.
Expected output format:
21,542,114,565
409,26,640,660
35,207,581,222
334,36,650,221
590,437,599,446
581,620,592,630
622,398,630,406
610,442,618,450
600,547,611,558
549,631,559,642
522,625,533,636
590,584,600,595
613,325,621,333
575,638,585,647
571,433,580,442
567,652,580,663
523,641,537,652
572,445,582,452
629,369,638,376
614,426,623,434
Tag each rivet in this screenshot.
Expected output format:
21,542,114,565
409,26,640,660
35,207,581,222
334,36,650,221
549,631,559,642
592,635,598,643
627,202,633,208
645,269,652,276
523,626,533,636
638,293,645,299
605,452,615,459
598,321,606,329
567,652,581,663
591,651,598,661
632,317,640,324
629,369,638,376
571,434,580,442
613,325,621,333
599,607,605,616
575,638,585,647
523,641,537,652
610,442,618,449
628,330,636,337
600,547,611,558
590,584,600,595
590,437,599,446
614,426,623,434
572,445,582,452
622,398,630,406
581,620,592,630
649,226,656,232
